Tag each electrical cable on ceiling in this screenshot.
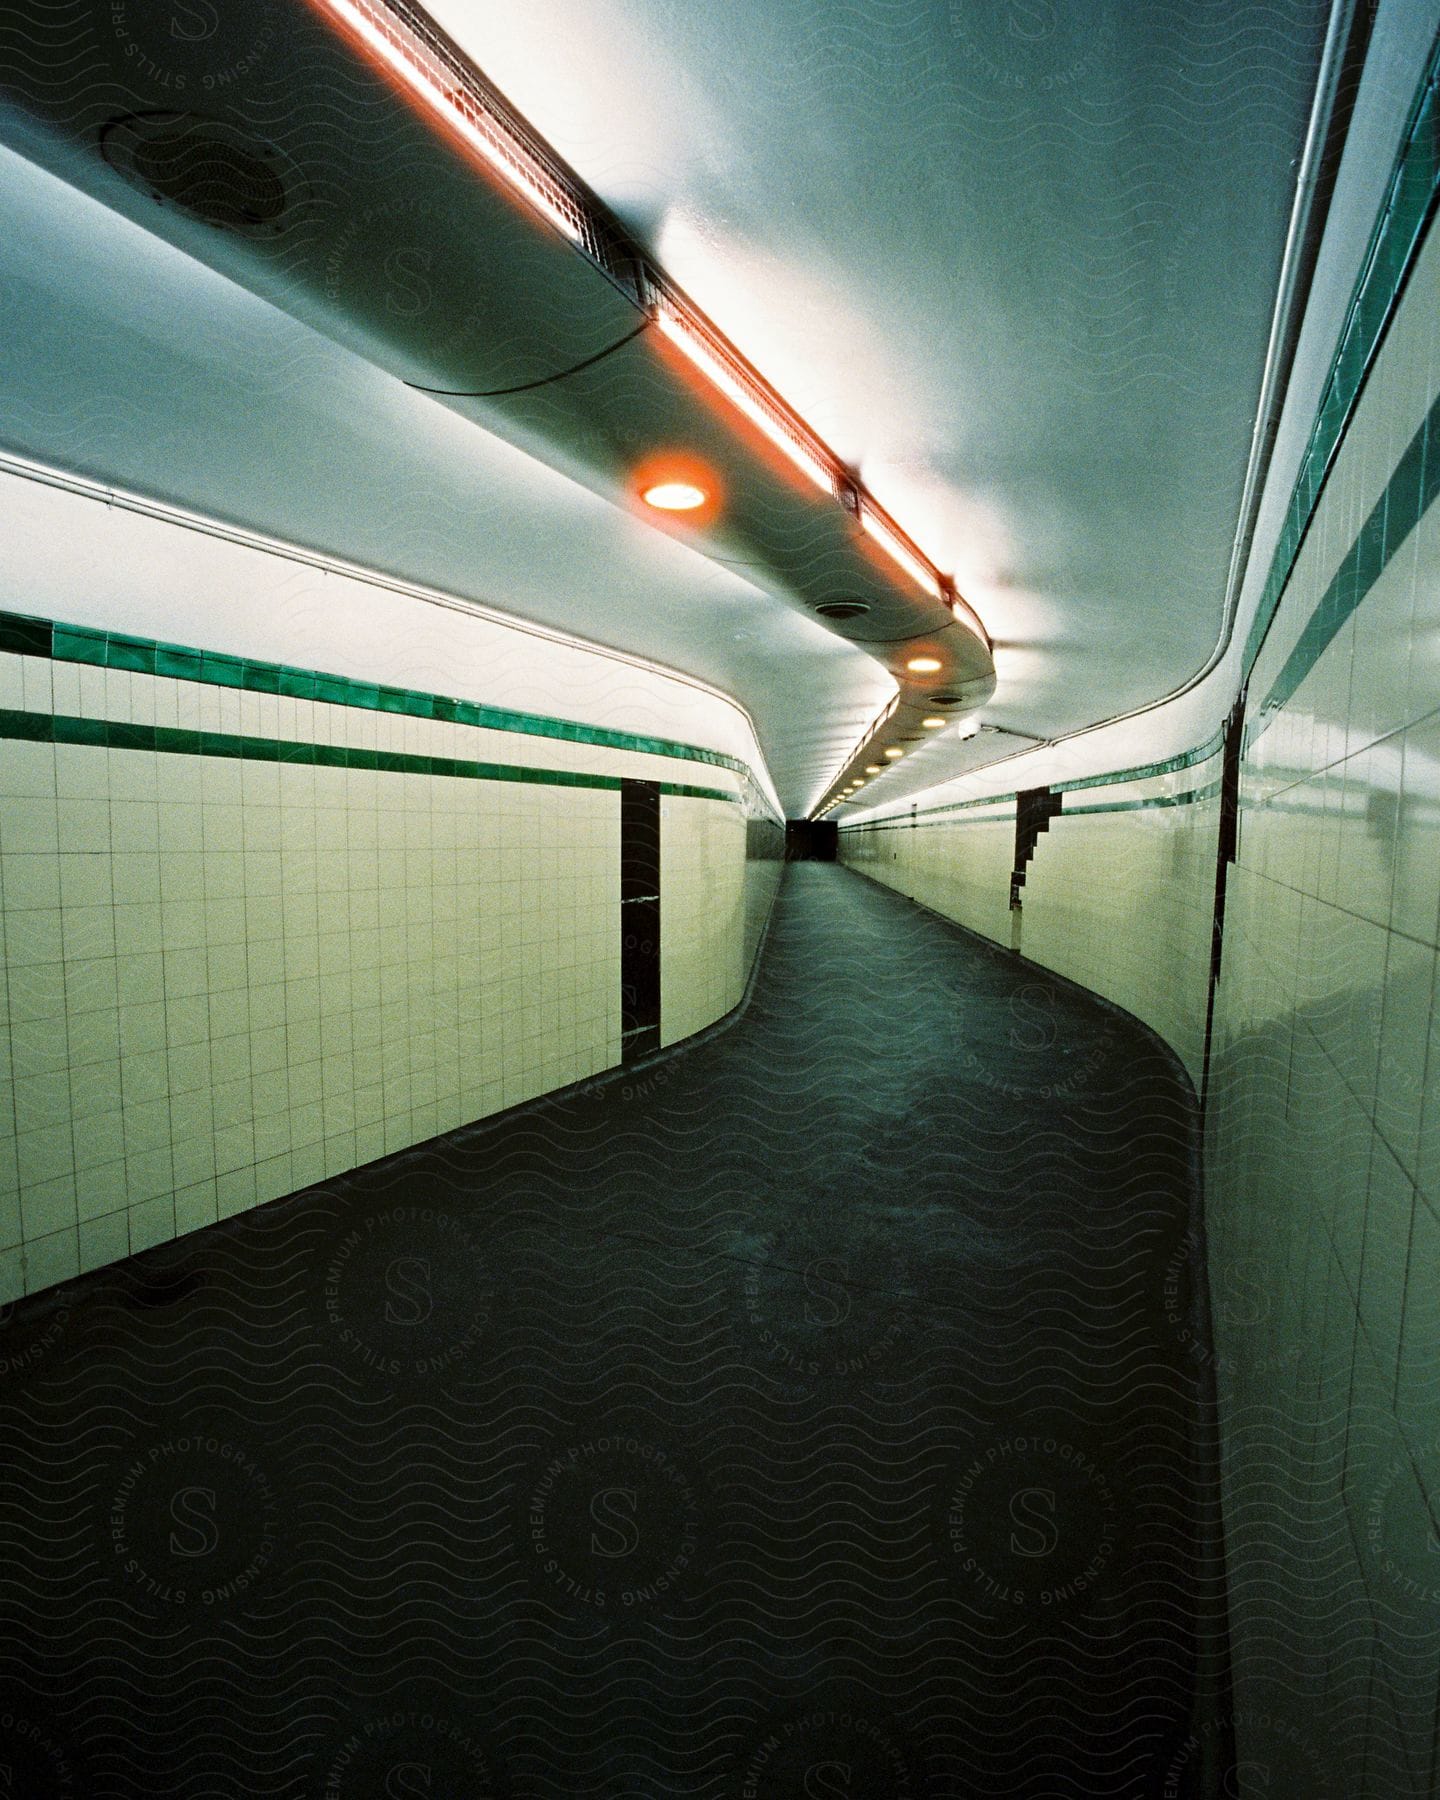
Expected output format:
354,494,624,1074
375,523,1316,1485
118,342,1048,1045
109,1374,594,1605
405,319,651,398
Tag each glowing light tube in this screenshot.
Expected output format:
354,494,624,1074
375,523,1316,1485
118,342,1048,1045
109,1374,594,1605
654,302,836,496
860,504,939,599
312,0,585,243
315,1,971,630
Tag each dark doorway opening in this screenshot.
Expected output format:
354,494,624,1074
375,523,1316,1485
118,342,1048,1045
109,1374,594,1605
620,779,661,1061
785,819,837,861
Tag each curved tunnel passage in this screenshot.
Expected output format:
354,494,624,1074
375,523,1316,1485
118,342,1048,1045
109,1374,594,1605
0,865,1222,1797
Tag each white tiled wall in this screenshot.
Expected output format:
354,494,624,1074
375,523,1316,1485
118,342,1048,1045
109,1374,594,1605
839,778,1217,1090
1203,196,1440,1796
1,732,622,1296
838,806,1016,951
1021,762,1222,1089
0,503,781,1301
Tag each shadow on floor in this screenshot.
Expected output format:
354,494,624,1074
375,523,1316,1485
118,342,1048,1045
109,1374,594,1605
0,864,1226,1797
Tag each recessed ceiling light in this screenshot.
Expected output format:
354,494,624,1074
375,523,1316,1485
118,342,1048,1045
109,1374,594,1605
921,717,945,729
906,656,942,674
642,480,707,511
865,764,882,774
884,747,904,759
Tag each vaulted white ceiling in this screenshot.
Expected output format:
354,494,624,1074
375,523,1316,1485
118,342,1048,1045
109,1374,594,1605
0,145,890,810
0,0,1346,811
423,0,1335,720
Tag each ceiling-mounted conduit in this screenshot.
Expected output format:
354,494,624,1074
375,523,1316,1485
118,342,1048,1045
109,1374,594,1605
315,0,966,629
405,319,654,399
304,0,998,814
0,0,996,815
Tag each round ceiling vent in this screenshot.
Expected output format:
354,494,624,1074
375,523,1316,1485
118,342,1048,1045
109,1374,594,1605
926,691,966,707
814,600,871,621
100,113,292,234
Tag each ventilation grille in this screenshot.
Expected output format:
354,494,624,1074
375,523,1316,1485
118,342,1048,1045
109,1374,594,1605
387,0,625,275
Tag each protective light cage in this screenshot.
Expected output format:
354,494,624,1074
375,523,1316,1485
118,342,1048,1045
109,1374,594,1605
328,0,613,262
649,291,842,501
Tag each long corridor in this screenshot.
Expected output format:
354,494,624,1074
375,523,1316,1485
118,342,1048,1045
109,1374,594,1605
6,2,1439,1787
0,865,1220,1797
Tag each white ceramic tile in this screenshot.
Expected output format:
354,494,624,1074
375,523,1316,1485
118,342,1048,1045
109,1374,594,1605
3,626,769,1297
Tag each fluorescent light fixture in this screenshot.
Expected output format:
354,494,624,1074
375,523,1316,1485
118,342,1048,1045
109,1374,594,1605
921,717,945,728
642,481,707,511
313,0,585,243
948,592,988,641
311,1,983,648
861,505,939,598
884,747,904,759
906,655,942,674
654,301,836,496
865,764,882,774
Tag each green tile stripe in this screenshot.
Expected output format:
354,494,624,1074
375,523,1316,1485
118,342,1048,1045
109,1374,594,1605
840,736,1224,833
884,795,1017,823
1062,780,1222,817
662,781,743,803
0,607,755,783
1241,31,1440,682
843,804,1015,835
1249,387,1440,743
929,793,1017,812
1051,731,1224,795
844,778,1221,834
0,708,738,804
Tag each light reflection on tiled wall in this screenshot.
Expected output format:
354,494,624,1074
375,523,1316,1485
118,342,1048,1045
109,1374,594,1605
661,795,746,1050
1204,207,1440,1796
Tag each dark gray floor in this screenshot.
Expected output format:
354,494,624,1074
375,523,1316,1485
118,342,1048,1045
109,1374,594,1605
0,864,1223,1797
